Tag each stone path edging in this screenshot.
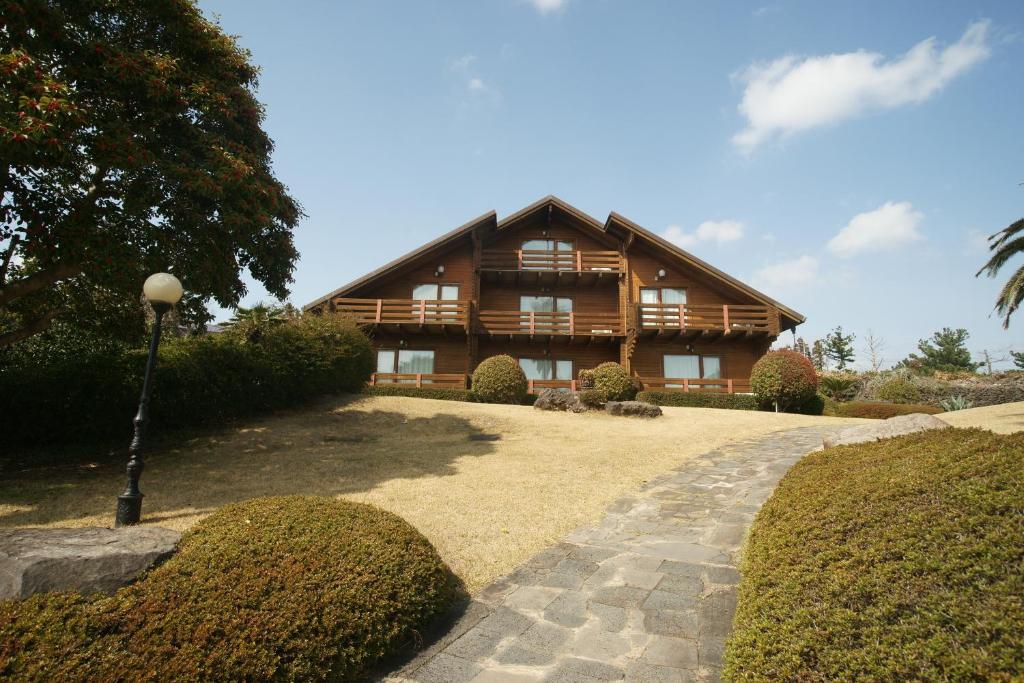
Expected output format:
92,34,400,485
386,425,843,683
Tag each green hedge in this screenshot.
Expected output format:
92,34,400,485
831,401,943,419
363,385,474,402
636,391,758,411
0,314,373,448
724,429,1024,680
0,496,466,681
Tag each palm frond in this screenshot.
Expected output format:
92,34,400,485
977,232,1024,277
994,264,1024,329
985,218,1024,251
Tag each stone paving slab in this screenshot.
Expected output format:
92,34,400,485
385,426,842,683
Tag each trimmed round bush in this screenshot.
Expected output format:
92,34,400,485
592,362,635,401
471,355,528,404
578,388,609,408
0,497,465,681
877,378,922,404
750,350,818,412
725,429,1024,680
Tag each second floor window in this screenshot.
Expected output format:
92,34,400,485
522,238,573,252
520,295,573,313
412,283,459,301
640,287,687,325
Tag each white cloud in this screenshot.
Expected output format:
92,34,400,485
468,77,485,91
732,20,991,151
526,0,568,14
663,220,745,249
449,54,477,72
447,55,501,104
755,255,820,290
827,201,924,257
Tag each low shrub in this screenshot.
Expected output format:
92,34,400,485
363,385,473,402
724,429,1024,680
636,391,758,411
750,350,818,412
818,372,860,401
832,401,943,419
939,395,973,411
876,378,921,404
0,313,374,448
471,355,528,404
577,368,595,390
0,496,465,681
592,362,635,401
578,388,609,408
789,392,825,416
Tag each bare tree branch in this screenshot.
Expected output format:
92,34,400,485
0,310,58,348
0,261,81,308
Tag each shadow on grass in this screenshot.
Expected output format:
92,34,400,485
0,395,501,528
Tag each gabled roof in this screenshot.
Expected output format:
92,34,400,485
604,211,805,329
302,209,496,310
304,196,805,330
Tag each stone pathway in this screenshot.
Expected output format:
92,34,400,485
386,425,842,683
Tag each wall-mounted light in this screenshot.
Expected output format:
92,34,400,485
655,268,667,281
398,339,407,348
541,228,549,237
686,344,695,353
435,264,445,277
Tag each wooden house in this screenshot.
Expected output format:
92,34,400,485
304,196,804,394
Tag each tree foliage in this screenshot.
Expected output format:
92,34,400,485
0,0,301,347
822,326,856,370
900,328,982,373
977,217,1024,328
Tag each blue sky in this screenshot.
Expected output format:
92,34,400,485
200,0,1024,370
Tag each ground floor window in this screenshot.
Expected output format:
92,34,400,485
519,358,573,381
663,354,722,379
377,349,435,380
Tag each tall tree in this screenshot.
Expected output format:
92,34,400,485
822,326,856,370
1012,350,1024,370
976,177,1022,326
0,0,301,348
902,328,982,373
810,339,827,371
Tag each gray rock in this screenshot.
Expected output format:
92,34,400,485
606,401,663,418
533,388,586,412
0,526,181,599
823,413,950,448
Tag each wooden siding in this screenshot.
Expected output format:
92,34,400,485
323,200,792,391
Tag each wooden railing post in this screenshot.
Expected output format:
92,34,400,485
375,299,382,323
571,380,577,391
576,250,583,271
679,304,686,331
370,373,377,386
683,378,690,393
722,304,730,333
419,300,426,324
416,374,422,388
727,379,734,394
528,379,535,393
569,311,575,335
529,311,536,335
517,249,523,270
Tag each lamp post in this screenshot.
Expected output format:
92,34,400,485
115,272,183,527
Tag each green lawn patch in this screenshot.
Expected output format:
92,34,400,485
724,428,1024,681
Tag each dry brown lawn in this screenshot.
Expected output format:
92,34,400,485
0,396,859,592
936,400,1024,434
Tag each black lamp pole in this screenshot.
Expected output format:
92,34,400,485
115,301,170,527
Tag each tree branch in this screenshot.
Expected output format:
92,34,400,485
0,310,57,348
0,235,21,286
0,261,81,308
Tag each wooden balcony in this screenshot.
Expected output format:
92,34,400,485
332,298,470,334
370,373,469,389
477,310,624,342
480,249,623,285
637,303,777,339
639,377,752,394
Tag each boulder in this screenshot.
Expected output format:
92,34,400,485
823,413,950,448
533,389,586,412
0,526,181,600
605,401,663,418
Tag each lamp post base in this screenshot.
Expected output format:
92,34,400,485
115,493,143,527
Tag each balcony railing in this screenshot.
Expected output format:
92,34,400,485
333,298,470,329
527,379,578,393
639,377,752,394
370,373,469,389
480,249,623,273
638,303,775,335
477,310,624,337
